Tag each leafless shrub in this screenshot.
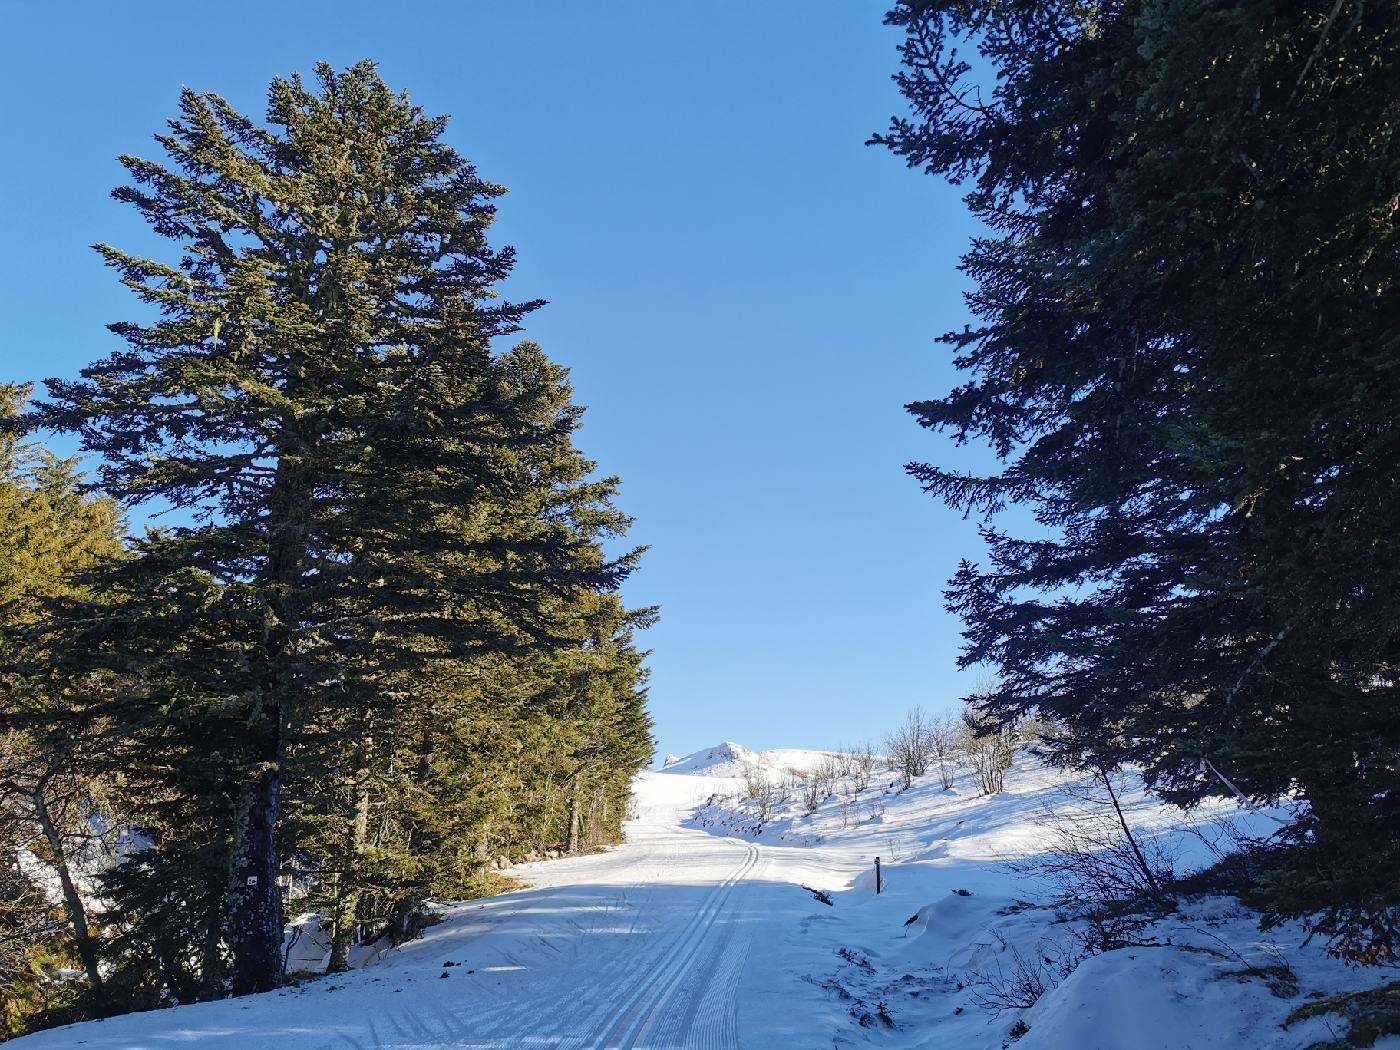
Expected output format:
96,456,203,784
885,707,938,790
741,763,769,802
884,833,918,863
960,703,1018,795
968,945,1049,1012
799,754,844,814
1016,771,1176,910
967,931,1085,1014
820,752,845,782
927,712,961,789
742,764,783,822
846,743,878,794
1092,919,1173,964
1014,711,1056,748
775,774,799,806
831,747,857,779
837,786,856,829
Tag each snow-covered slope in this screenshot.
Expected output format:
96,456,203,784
13,744,1396,1050
685,750,1399,1050
656,740,840,778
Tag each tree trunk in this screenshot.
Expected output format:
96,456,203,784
199,888,227,1000
328,878,356,973
385,895,423,946
230,454,308,996
328,784,371,972
230,734,284,995
567,777,583,855
377,726,437,949
31,788,104,1004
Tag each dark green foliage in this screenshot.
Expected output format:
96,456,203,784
291,591,652,969
877,1,1400,959
11,58,652,1012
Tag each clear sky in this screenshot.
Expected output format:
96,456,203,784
0,2,994,761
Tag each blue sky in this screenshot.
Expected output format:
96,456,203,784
0,2,993,760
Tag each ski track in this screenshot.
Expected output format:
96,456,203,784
10,771,773,1050
15,751,1373,1050
336,783,758,1050
582,842,757,1050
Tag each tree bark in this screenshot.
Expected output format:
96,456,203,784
567,776,583,855
328,784,371,972
230,453,309,995
378,725,437,949
231,745,284,995
31,787,104,1003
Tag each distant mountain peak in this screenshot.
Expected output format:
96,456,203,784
656,741,758,776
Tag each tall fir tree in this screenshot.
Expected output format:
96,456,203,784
0,385,125,1022
30,61,642,994
876,1,1400,958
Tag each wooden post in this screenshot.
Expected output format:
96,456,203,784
875,856,882,894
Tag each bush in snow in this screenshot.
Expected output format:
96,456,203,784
1017,771,1176,911
844,743,879,795
926,712,961,789
797,754,846,815
959,703,1018,795
967,931,1084,1014
885,707,938,790
741,764,795,823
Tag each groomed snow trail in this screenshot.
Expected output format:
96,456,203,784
18,747,1371,1050
16,771,766,1050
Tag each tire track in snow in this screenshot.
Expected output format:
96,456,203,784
678,922,748,1050
452,838,758,1049
493,838,758,1048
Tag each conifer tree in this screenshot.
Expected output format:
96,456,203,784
30,61,641,994
877,1,1400,958
0,385,125,1020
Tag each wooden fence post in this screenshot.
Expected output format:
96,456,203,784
875,856,882,894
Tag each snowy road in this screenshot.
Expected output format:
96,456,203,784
19,771,781,1050
362,775,765,1050
18,746,1369,1050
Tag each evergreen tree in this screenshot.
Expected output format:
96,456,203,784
0,385,125,1021
876,1,1400,958
288,589,652,970
29,61,641,995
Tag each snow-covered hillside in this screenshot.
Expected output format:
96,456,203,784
680,751,1398,1049
13,745,1397,1049
658,740,840,778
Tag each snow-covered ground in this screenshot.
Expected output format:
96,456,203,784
14,745,1398,1049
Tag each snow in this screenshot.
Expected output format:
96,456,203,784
653,740,839,778
14,744,1399,1049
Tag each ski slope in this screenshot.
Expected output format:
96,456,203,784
15,746,1399,1049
